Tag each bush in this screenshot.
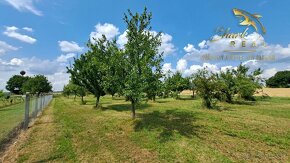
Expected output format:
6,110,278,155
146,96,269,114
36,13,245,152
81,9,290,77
192,69,224,108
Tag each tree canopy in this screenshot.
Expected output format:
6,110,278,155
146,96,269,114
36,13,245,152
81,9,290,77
6,75,29,94
122,7,163,118
22,75,52,95
266,71,290,88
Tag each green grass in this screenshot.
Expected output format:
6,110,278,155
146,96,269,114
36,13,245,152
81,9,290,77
0,102,25,141
0,98,38,143
10,95,290,162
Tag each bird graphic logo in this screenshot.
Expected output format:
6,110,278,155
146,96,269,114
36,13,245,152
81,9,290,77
233,8,266,34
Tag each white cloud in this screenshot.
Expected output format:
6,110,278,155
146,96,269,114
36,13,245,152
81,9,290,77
198,40,207,49
183,65,202,76
58,41,83,53
182,31,290,79
90,23,120,42
0,55,73,91
176,59,187,72
57,53,76,62
159,32,176,56
23,27,33,32
3,26,37,44
116,30,128,49
0,40,18,55
183,63,219,77
47,72,70,91
261,68,277,79
0,58,23,66
162,63,174,74
220,66,235,72
163,60,219,77
4,0,42,16
117,30,176,56
184,44,195,53
184,32,266,61
10,58,23,65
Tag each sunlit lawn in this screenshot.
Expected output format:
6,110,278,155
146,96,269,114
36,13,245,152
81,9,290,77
12,95,290,162
0,102,25,142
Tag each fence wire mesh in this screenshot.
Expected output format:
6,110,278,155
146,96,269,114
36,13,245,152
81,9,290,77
0,93,53,150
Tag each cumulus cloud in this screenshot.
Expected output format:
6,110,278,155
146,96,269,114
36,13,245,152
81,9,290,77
162,63,174,74
184,44,195,53
158,32,176,56
56,53,76,62
0,55,72,91
117,30,176,56
3,26,37,44
182,31,290,79
9,58,23,65
261,68,277,79
162,60,219,77
58,41,83,53
116,30,128,49
90,23,176,56
183,63,219,76
198,40,207,49
176,59,187,72
0,40,18,55
0,58,23,66
184,32,266,61
4,0,42,16
90,23,120,42
23,27,33,32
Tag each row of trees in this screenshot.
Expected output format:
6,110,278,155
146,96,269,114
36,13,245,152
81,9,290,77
67,8,162,118
63,81,86,103
6,73,52,96
67,8,263,118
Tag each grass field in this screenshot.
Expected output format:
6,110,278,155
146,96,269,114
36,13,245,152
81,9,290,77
2,95,290,162
0,103,25,142
0,98,37,145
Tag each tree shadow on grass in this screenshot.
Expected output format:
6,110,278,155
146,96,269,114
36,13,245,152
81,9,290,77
102,103,151,112
176,97,195,101
232,100,256,106
134,109,203,142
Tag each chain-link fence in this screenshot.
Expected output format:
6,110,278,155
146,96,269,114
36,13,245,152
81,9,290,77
0,93,53,151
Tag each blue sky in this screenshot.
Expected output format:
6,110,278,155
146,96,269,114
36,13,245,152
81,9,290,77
1,0,290,90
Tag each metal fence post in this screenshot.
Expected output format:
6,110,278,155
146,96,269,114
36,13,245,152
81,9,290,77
24,92,30,130
34,95,38,118
40,95,43,111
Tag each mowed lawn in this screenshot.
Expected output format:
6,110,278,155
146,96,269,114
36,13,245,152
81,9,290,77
4,95,290,162
0,98,37,143
0,102,25,141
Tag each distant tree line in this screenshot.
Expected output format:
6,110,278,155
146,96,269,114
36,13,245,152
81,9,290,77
266,71,290,88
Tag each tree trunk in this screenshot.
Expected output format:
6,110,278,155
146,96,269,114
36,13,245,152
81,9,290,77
81,96,84,104
192,90,195,98
95,95,100,107
226,93,232,103
153,95,156,102
131,100,136,119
